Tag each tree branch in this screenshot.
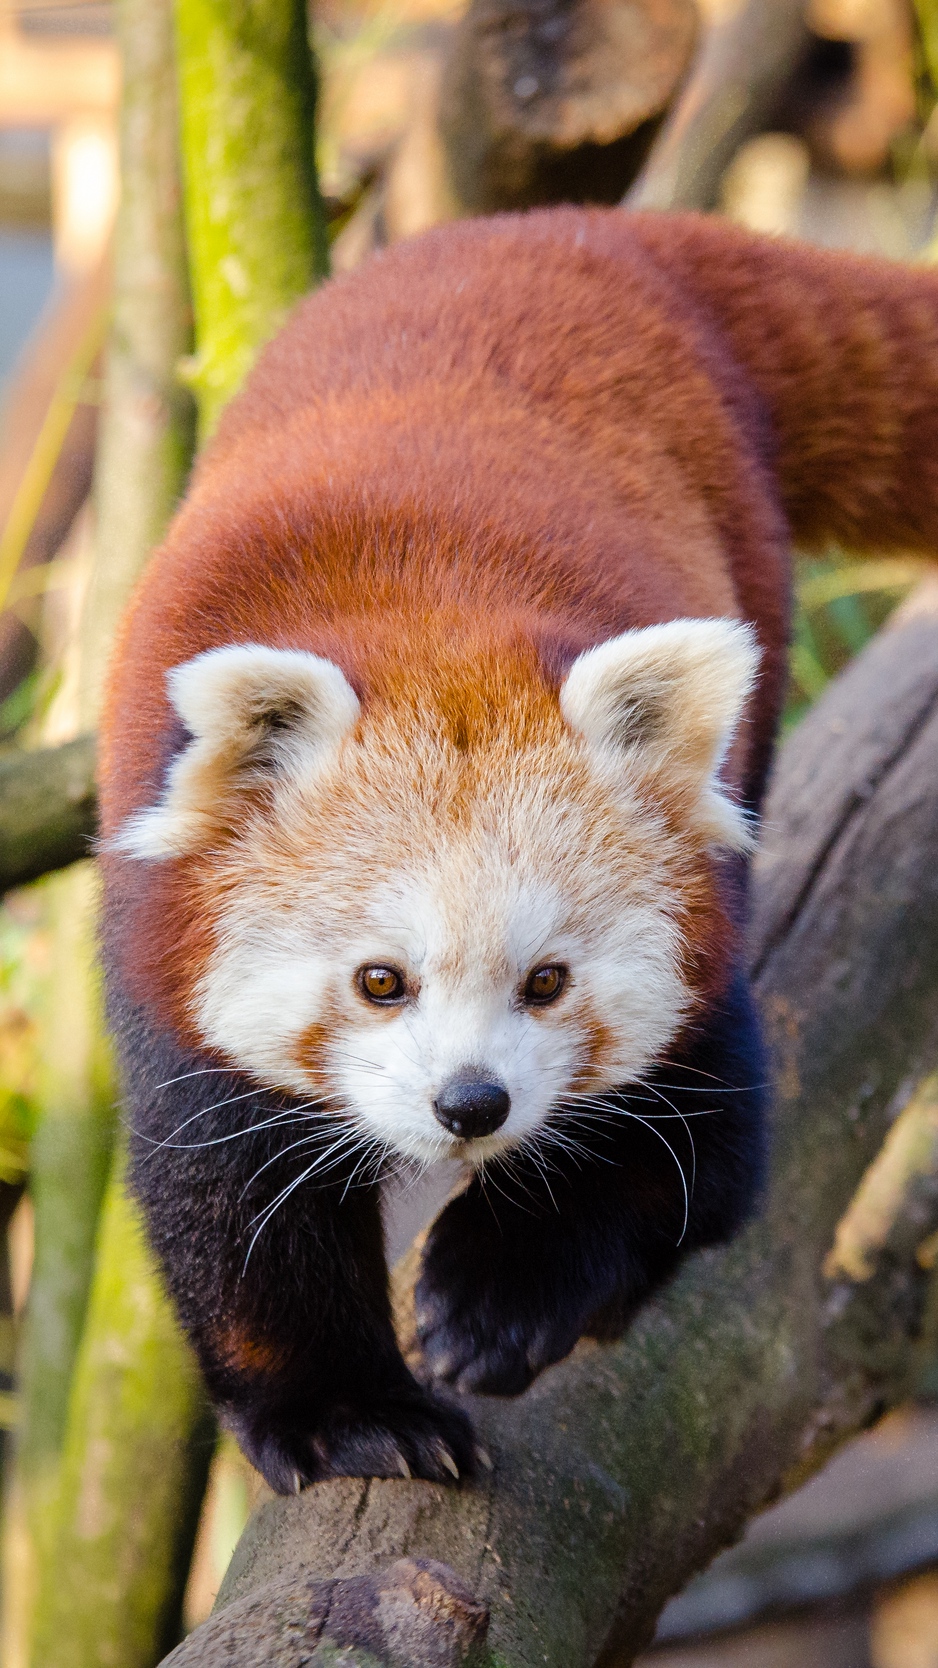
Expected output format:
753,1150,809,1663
160,601,938,1667
626,0,811,211
0,736,96,894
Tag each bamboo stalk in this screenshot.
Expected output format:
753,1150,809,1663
30,1169,215,1668
79,0,196,725
8,3,203,1665
12,863,118,1663
21,6,331,1662
174,0,329,438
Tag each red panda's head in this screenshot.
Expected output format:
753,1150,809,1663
111,619,757,1168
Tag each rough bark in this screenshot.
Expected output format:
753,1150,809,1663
440,0,698,215
161,603,938,1668
173,0,329,438
162,1558,490,1668
0,736,96,894
626,0,812,212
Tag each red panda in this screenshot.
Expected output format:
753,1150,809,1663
99,208,938,1494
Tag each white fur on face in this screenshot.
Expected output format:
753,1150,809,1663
111,645,360,859
323,861,689,1165
123,622,756,1169
191,764,694,1169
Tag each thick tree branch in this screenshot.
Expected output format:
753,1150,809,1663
157,602,938,1668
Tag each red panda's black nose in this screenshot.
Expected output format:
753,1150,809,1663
433,1073,511,1140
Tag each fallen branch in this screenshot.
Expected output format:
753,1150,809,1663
162,600,938,1667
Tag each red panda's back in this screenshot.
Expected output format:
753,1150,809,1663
100,210,794,839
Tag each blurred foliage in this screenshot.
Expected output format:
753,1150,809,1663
0,892,46,1188
786,551,928,728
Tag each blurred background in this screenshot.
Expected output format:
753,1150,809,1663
3,1,938,1664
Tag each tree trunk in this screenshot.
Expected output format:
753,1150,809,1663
30,1169,215,1668
164,599,938,1667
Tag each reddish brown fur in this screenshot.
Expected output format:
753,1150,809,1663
213,1324,289,1378
100,209,938,1024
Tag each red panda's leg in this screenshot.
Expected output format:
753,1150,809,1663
116,999,475,1491
416,969,767,1396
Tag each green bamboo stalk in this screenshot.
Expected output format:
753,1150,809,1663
21,6,330,1662
9,3,204,1663
174,0,329,438
12,864,119,1650
12,7,329,1660
30,1169,215,1668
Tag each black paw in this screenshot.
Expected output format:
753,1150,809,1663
416,1213,584,1395
228,1387,477,1494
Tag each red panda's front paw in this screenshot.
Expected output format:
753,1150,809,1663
415,1267,582,1397
226,1389,477,1494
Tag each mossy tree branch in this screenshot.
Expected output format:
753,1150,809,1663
0,736,96,895
162,604,938,1668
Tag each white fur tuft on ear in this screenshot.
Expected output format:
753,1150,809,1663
560,619,760,851
112,645,360,859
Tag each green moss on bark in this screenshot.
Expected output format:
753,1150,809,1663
174,0,329,436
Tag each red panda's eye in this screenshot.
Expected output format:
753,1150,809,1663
358,965,406,1003
524,964,567,1004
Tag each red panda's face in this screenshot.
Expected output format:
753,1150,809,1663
113,621,757,1169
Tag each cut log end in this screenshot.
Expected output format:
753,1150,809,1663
162,1557,489,1668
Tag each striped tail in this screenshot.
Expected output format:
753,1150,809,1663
631,211,938,557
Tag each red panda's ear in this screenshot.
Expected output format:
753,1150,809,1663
111,645,360,859
559,619,759,851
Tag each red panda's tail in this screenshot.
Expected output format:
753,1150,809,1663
630,212,938,557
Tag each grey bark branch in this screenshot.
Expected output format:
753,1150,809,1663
626,0,812,211
0,736,96,894
158,603,938,1668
